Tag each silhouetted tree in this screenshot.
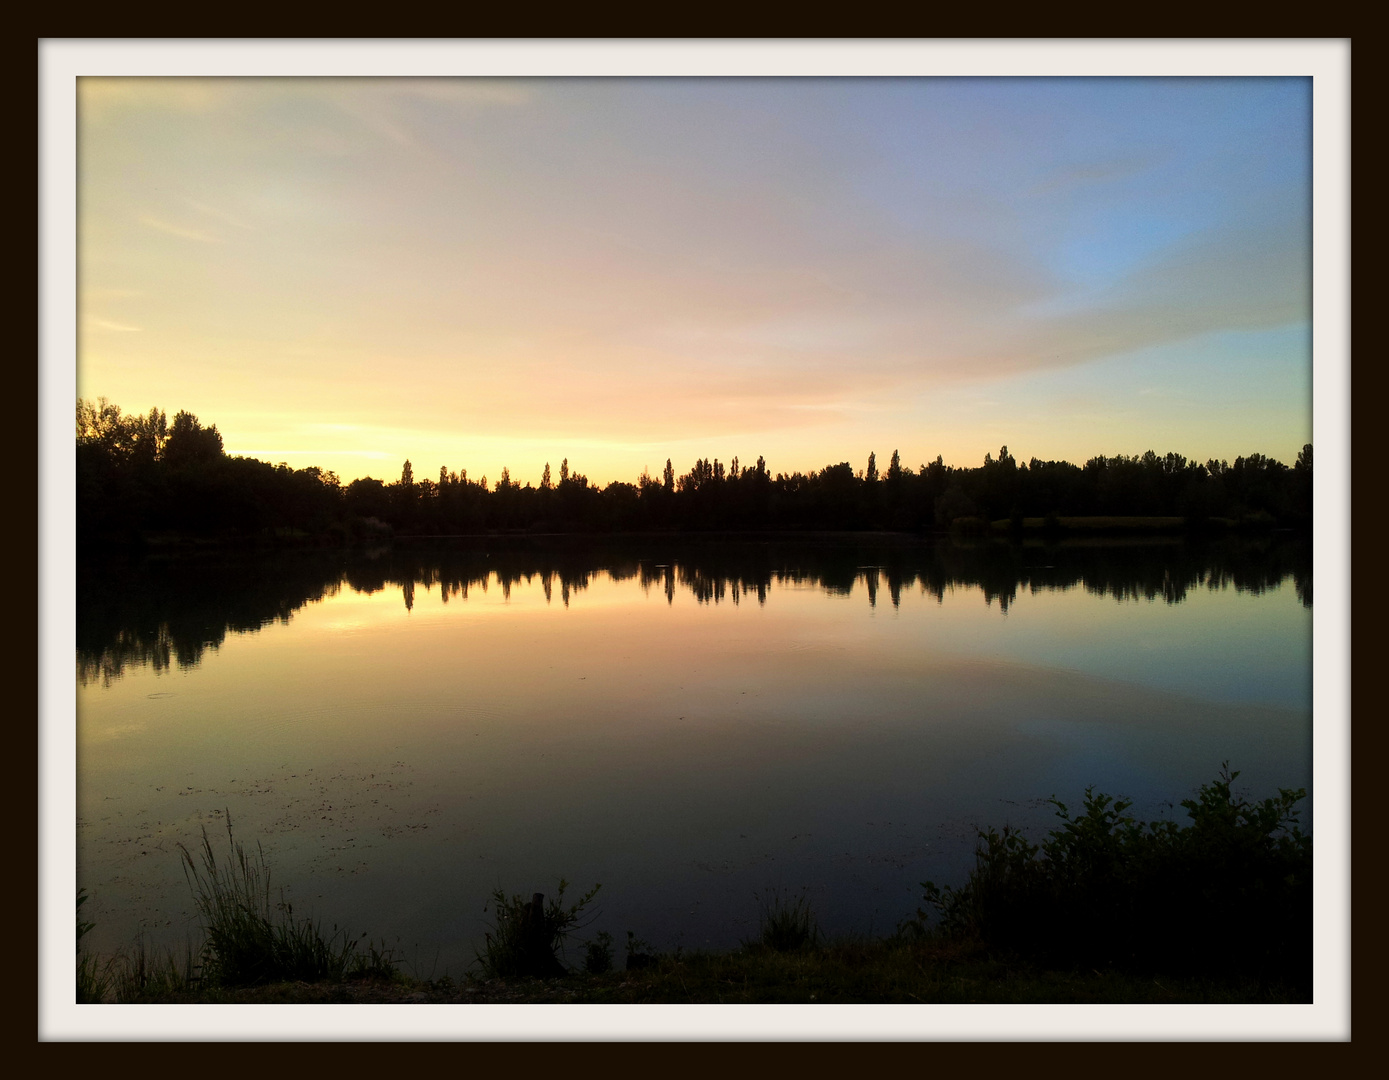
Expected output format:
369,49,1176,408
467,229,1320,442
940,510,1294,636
77,398,169,465
392,459,418,527
162,410,223,468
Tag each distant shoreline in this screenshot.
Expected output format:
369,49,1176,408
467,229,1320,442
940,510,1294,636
77,514,1309,556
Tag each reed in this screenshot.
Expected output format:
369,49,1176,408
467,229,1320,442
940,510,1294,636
178,814,397,988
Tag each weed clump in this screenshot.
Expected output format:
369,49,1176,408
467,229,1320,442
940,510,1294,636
179,814,397,989
624,930,657,970
913,765,1311,986
753,888,819,953
474,880,601,978
583,930,614,974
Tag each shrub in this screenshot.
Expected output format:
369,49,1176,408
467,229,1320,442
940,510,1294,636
474,880,601,978
918,765,1311,985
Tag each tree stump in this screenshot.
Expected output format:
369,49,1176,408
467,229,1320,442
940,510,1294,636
517,893,564,977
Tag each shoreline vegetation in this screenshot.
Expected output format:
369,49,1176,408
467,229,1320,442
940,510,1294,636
77,399,1312,550
75,768,1312,1005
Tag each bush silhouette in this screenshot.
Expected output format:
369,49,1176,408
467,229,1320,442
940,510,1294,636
474,881,601,978
917,765,1311,985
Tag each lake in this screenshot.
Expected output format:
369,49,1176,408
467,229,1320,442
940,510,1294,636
75,534,1312,978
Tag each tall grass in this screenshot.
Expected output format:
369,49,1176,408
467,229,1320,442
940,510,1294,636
75,889,109,1003
109,939,200,1001
76,887,198,1003
178,814,397,988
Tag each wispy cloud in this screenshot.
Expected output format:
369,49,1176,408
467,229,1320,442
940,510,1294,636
184,199,256,232
79,78,234,122
310,80,532,152
85,287,145,300
88,317,142,333
386,81,533,107
138,215,221,244
1029,156,1153,196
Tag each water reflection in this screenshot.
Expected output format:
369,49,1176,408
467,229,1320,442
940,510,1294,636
77,551,346,686
76,534,1312,968
78,534,1310,685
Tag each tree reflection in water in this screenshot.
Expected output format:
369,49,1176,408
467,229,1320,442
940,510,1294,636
77,534,1311,686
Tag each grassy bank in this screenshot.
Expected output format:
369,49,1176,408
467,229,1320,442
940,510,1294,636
76,767,1311,1005
123,937,1306,1005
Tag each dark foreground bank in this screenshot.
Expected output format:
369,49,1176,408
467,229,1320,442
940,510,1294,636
116,939,1306,1006
76,767,1312,1005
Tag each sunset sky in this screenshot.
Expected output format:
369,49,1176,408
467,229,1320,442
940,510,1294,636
78,75,1313,487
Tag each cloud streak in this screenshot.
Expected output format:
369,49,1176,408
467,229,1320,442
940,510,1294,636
138,215,221,244
88,317,142,333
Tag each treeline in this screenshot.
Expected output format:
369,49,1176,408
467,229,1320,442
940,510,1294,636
77,399,1313,544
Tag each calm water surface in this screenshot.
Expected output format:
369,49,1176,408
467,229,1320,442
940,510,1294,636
76,537,1311,976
